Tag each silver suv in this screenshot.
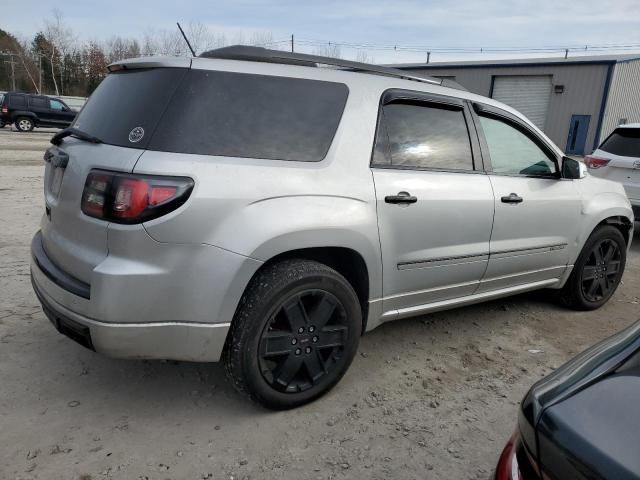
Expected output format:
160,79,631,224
31,47,634,409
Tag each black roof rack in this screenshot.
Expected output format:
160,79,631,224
199,45,446,87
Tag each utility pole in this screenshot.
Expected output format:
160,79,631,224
426,51,431,64
291,34,294,53
4,56,16,91
564,48,569,59
38,54,42,94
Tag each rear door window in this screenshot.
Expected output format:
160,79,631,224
149,70,349,161
599,128,640,157
371,102,475,170
29,97,48,109
72,68,189,149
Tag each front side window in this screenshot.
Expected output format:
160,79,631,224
372,102,474,170
479,115,556,177
49,99,66,110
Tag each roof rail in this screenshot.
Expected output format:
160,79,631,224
199,45,444,86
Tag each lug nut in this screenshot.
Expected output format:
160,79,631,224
312,336,318,343
309,326,315,333
305,347,312,354
291,338,297,345
295,348,301,355
298,327,304,334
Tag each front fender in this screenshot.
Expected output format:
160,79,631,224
577,191,633,257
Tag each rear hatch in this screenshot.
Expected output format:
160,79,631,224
40,63,189,284
592,126,640,201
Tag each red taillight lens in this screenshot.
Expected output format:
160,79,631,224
495,430,522,480
81,170,193,224
584,155,611,169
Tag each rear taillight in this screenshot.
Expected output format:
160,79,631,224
584,155,611,169
81,170,193,224
1,106,7,113
495,430,522,480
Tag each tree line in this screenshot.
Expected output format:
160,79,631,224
0,11,277,98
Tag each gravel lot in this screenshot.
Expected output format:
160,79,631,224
1,127,638,480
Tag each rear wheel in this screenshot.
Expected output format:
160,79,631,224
224,259,362,409
15,117,34,132
560,225,626,310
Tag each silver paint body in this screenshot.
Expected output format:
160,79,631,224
31,56,634,361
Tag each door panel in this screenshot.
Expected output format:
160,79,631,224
474,109,582,292
566,115,591,155
373,169,494,310
479,175,581,292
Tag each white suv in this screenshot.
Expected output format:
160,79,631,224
30,47,634,409
587,124,640,221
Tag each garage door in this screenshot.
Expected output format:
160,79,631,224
491,75,552,130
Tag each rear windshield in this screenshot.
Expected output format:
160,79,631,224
73,68,188,150
75,68,349,162
599,128,640,157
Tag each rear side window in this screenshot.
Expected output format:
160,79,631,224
599,128,640,157
72,68,189,149
372,102,474,170
149,70,349,161
9,95,26,108
29,97,48,108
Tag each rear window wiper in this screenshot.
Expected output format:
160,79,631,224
51,127,103,146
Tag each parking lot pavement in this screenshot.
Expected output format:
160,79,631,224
1,128,638,480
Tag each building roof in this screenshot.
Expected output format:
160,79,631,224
388,53,640,70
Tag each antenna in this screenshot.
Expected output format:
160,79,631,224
176,22,196,57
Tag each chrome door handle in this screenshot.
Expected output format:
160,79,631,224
501,193,523,204
385,191,418,204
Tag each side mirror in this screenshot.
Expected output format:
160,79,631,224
561,156,587,179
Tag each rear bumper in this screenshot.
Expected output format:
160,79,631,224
29,229,262,362
31,268,231,361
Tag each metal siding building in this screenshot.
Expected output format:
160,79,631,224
391,54,640,155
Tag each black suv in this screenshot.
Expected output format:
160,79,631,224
0,92,76,131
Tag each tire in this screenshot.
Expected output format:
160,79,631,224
15,117,34,132
560,225,627,310
224,259,362,410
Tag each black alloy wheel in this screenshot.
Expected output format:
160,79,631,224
560,225,627,310
224,259,361,409
580,238,622,302
258,290,348,393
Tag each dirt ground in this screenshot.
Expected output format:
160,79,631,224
1,127,638,480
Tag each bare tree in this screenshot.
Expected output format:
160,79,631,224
43,9,75,95
313,43,342,59
105,36,142,63
355,50,372,64
15,36,41,93
249,31,275,47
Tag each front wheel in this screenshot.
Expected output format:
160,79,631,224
15,117,34,132
560,225,627,310
224,259,362,409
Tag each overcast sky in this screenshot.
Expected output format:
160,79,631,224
4,0,640,63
